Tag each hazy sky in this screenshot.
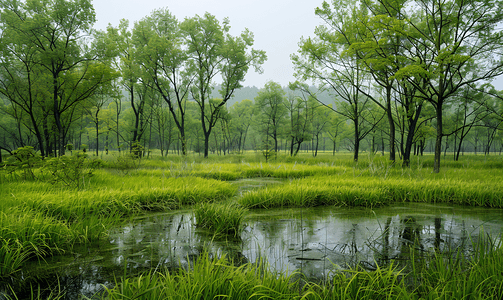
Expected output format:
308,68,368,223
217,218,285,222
92,0,326,88
91,0,503,90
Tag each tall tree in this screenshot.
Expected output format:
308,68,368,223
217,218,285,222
133,9,192,155
253,81,288,153
0,0,116,156
229,99,254,153
284,91,312,156
391,0,503,172
182,12,266,158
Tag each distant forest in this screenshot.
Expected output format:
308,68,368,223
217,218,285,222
2,0,503,173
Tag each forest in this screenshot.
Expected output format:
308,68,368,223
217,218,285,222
1,0,503,299
1,0,502,174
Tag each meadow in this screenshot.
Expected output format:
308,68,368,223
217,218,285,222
1,150,502,299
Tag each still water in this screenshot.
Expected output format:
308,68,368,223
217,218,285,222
2,203,503,299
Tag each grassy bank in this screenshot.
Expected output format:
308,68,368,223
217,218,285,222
102,237,503,300
237,175,503,208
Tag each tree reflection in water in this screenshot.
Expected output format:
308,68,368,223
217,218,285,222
3,204,502,299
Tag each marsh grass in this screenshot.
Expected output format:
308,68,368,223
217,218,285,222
238,174,503,209
103,252,298,300
0,208,73,277
0,171,237,277
2,151,503,289
102,234,503,299
194,202,247,238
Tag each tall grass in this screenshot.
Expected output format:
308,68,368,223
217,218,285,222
238,175,503,209
103,235,503,300
194,202,248,238
103,253,298,300
0,208,73,277
0,172,237,277
2,151,503,284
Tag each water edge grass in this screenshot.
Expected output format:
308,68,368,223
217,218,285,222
0,174,237,278
237,175,503,209
102,235,503,300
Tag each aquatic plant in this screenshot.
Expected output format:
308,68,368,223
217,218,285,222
102,237,503,299
194,202,247,237
103,253,298,300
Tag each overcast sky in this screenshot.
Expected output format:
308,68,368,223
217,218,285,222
92,0,326,88
91,0,503,90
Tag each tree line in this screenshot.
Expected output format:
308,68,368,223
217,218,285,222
292,0,503,172
1,0,503,173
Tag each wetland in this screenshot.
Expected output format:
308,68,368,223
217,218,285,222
1,152,503,299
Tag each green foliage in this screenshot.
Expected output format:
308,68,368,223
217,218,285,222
131,141,144,158
4,146,43,181
43,153,103,189
261,139,277,162
112,153,142,175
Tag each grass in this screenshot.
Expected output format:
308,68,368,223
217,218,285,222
102,235,503,300
194,202,248,238
237,174,503,209
1,150,503,297
0,165,237,277
103,252,298,300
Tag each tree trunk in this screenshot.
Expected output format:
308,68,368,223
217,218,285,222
204,132,211,158
95,117,99,157
386,86,395,163
433,107,443,173
53,77,64,156
353,120,359,162
402,105,423,167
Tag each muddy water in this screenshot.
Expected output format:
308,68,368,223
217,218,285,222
2,203,503,299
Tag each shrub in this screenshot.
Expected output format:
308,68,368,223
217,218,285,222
43,152,103,189
3,146,43,181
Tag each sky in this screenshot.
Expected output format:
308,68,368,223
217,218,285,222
92,0,326,88
91,0,503,90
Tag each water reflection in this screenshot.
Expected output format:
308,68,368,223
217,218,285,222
2,203,502,299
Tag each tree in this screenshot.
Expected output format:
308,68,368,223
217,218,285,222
0,0,116,156
312,0,408,163
284,90,313,156
390,0,503,172
182,12,266,158
253,81,288,153
229,99,254,153
132,9,193,155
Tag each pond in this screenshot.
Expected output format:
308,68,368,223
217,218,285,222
2,203,503,299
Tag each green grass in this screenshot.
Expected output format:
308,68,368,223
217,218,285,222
1,150,503,292
194,202,248,237
237,172,503,209
0,167,237,277
103,236,503,300
103,252,298,300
